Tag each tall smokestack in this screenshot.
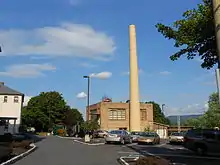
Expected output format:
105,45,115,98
129,24,141,131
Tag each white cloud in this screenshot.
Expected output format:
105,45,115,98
165,102,208,116
23,96,32,106
76,92,87,99
0,23,116,61
79,62,97,68
0,63,56,78
90,71,112,79
159,71,171,75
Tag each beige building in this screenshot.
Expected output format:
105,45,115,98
86,100,154,131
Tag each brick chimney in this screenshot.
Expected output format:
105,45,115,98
0,82,4,86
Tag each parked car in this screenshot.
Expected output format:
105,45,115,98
105,130,132,144
93,130,108,138
0,133,13,160
130,131,142,142
12,133,34,142
169,132,185,144
137,132,160,145
183,129,220,155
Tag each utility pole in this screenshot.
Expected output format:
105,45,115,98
83,76,90,120
212,0,220,103
162,104,165,114
177,115,181,133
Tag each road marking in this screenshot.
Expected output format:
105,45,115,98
154,153,220,160
156,143,166,147
118,151,139,154
126,143,137,146
73,140,105,146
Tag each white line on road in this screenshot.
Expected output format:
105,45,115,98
154,153,220,160
118,151,139,154
73,140,105,146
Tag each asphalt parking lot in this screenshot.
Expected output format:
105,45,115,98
125,142,220,165
8,136,220,165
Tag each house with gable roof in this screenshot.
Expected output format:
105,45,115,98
0,82,24,134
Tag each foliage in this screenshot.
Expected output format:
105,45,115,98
144,126,154,132
185,92,220,128
145,101,170,125
21,91,84,132
156,0,216,69
63,107,84,127
57,129,66,136
81,120,100,131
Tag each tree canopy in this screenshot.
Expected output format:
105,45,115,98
21,91,83,132
156,0,216,69
146,101,170,125
185,92,220,128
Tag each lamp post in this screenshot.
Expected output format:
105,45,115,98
212,0,220,103
83,76,90,118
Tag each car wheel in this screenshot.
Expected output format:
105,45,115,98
105,141,110,144
196,145,207,155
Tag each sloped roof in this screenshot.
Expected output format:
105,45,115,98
0,82,24,96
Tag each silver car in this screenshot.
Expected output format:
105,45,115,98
105,130,132,144
130,131,142,142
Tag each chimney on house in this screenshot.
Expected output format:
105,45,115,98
0,82,4,86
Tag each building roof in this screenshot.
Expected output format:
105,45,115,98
0,82,24,96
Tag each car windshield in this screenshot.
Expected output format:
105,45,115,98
171,132,184,136
109,130,122,134
131,132,142,135
141,132,156,137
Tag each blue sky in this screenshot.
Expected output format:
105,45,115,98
0,0,215,116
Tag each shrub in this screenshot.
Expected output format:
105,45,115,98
136,156,170,165
57,129,66,136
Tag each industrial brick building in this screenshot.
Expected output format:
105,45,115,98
86,99,154,131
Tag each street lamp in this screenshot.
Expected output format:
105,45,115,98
83,76,90,118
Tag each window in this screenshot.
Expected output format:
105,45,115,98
141,109,147,120
3,96,7,103
203,132,215,139
14,96,19,103
108,109,126,120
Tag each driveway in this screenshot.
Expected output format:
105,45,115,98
12,136,132,165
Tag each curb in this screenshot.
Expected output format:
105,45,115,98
118,156,139,165
73,140,105,146
55,135,82,140
0,143,37,165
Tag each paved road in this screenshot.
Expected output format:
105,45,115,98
11,136,220,165
126,143,220,165
12,136,132,165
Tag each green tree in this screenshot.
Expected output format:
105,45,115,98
203,92,220,128
184,92,220,128
156,0,216,69
64,107,84,127
145,101,170,125
21,91,69,132
81,120,100,131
